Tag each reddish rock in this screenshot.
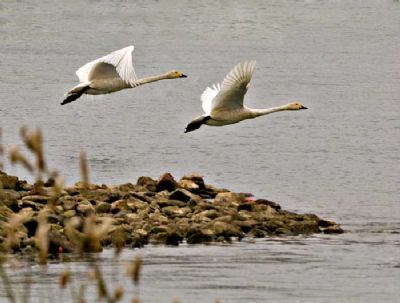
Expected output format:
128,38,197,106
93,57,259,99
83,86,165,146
156,173,178,192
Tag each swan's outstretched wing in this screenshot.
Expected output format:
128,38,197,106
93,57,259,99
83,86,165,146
201,83,221,115
210,61,256,113
75,46,139,86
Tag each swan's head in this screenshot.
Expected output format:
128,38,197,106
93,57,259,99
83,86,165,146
286,102,308,110
166,70,188,79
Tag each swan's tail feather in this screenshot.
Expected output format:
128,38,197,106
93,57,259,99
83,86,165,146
185,116,210,133
61,84,89,105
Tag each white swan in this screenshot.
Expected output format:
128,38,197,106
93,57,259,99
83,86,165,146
61,46,187,105
185,61,307,132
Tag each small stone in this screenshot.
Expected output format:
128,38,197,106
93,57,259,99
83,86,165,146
254,199,281,210
162,206,191,218
125,213,140,224
149,211,169,225
23,218,38,237
17,180,33,191
198,209,219,219
150,225,170,234
105,192,121,203
60,197,79,211
157,200,187,208
126,199,149,211
235,220,258,233
169,188,198,203
323,224,344,234
186,227,215,244
44,178,56,187
18,200,43,211
250,228,267,238
318,219,336,228
156,173,178,192
0,172,19,190
136,176,157,192
180,173,206,189
211,221,243,239
237,203,253,212
76,203,95,215
63,209,76,218
96,202,111,214
214,192,245,207
289,221,320,235
0,189,21,210
21,195,52,204
110,200,129,213
178,179,199,191
132,230,149,248
204,184,229,195
118,182,136,192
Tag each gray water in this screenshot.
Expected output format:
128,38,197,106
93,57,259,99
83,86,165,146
0,0,399,302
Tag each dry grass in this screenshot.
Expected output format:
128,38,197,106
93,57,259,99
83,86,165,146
0,126,208,303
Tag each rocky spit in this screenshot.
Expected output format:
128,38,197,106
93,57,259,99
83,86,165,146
0,170,343,255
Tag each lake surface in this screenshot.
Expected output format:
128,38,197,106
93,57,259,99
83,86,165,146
0,0,399,302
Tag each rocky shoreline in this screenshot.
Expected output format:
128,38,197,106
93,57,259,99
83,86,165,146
0,170,343,255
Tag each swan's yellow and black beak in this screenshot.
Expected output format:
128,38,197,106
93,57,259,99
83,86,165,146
180,74,188,78
301,105,308,110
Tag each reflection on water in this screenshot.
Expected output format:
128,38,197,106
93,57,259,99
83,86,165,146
2,235,400,303
0,0,399,302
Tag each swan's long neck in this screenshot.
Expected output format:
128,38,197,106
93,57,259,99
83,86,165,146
249,104,289,118
136,73,169,86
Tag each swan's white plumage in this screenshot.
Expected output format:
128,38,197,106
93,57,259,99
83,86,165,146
210,61,256,112
76,45,138,87
185,60,307,132
63,45,187,105
76,60,97,83
201,83,221,115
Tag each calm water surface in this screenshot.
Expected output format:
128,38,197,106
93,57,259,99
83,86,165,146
0,0,399,302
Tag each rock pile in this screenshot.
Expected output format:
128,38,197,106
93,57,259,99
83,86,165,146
0,171,343,254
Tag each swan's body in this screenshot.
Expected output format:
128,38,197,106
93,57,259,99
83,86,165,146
185,61,307,132
61,46,187,105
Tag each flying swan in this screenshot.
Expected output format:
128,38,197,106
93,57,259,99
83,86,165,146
185,61,307,132
61,45,187,105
